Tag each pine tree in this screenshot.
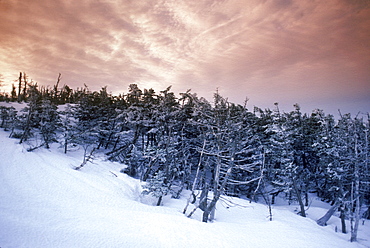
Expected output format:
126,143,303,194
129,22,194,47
38,99,60,149
142,170,173,206
19,83,40,144
185,91,262,222
59,104,76,154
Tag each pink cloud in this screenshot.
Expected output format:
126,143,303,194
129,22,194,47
0,0,369,114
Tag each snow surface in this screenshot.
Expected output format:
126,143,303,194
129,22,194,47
0,128,369,248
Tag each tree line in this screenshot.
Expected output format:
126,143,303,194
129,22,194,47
0,73,369,241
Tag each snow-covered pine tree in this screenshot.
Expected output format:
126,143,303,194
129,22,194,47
185,91,262,222
37,99,60,149
266,104,318,217
19,83,40,144
316,112,369,240
0,106,17,131
139,86,184,205
59,104,76,154
71,90,102,167
142,170,173,206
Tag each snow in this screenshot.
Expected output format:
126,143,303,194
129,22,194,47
0,101,27,111
0,128,369,248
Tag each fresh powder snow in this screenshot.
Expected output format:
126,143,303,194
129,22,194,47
0,128,369,248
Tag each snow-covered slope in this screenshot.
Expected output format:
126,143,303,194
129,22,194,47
0,129,369,248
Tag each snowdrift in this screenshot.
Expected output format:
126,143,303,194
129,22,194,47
0,129,368,248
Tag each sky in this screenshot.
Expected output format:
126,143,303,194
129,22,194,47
0,0,369,115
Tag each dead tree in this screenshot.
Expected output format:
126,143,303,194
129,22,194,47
317,202,340,226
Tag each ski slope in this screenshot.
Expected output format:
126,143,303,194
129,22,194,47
0,128,369,248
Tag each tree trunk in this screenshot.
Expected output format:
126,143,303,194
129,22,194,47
350,135,361,242
350,180,361,242
183,140,205,214
317,203,339,226
271,191,281,205
202,165,233,223
293,179,306,217
156,195,163,206
18,72,22,102
20,110,32,144
64,137,68,154
202,192,220,223
142,157,155,181
305,192,309,207
199,185,208,211
340,206,346,233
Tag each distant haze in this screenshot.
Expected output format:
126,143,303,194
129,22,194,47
0,0,369,115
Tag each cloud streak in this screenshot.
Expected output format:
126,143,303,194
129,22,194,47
0,0,369,114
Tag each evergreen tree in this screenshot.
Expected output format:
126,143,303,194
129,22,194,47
38,99,60,149
59,104,76,154
185,91,262,222
19,83,41,144
142,170,173,206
